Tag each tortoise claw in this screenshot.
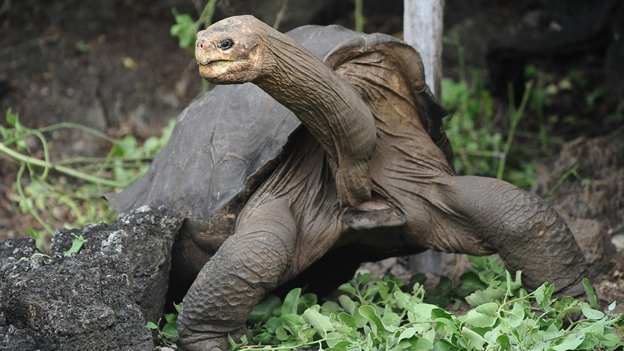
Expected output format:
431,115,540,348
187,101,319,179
178,322,247,351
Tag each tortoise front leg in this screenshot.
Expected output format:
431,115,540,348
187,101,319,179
177,198,297,351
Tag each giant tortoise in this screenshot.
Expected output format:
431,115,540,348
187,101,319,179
106,15,588,351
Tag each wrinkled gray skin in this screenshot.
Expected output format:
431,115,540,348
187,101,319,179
108,16,588,351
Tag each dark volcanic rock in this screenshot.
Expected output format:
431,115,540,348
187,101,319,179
0,206,183,351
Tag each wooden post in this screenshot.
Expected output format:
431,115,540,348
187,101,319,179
404,0,449,274
403,0,444,99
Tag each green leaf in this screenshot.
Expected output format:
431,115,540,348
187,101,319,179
302,308,335,338
265,316,283,334
324,333,346,348
510,270,523,291
227,333,241,348
552,333,585,351
424,276,453,306
281,288,301,316
461,327,486,349
163,313,177,323
393,290,412,311
576,337,596,350
352,307,368,328
417,328,436,350
297,327,316,343
412,303,439,320
410,273,427,287
281,314,303,336
321,300,340,315
161,322,179,341
337,312,357,328
146,321,158,329
337,283,356,294
496,334,511,349
63,234,85,255
580,302,604,320
6,108,17,126
582,278,599,309
338,295,357,315
173,301,183,312
461,308,497,328
431,307,453,320
170,8,200,52
397,327,417,343
507,302,525,329
300,293,317,311
253,332,272,344
355,270,372,284
381,308,401,328
362,284,380,300
437,338,458,351
475,302,498,316
465,286,506,306
247,295,281,324
275,326,289,341
457,271,488,297
534,283,555,310
359,305,390,338
434,317,457,336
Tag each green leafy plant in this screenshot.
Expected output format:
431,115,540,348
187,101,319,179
147,249,623,350
62,234,85,255
0,109,175,248
236,263,622,351
170,0,218,53
147,302,183,346
148,255,622,350
442,38,536,187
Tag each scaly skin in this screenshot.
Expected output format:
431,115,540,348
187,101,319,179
195,15,375,208
178,15,588,350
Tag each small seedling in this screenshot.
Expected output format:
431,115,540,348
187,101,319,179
19,252,51,261
148,302,183,345
63,234,85,255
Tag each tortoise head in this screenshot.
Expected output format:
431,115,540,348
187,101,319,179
195,15,273,84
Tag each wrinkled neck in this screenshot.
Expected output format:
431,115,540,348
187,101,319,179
253,33,351,154
250,28,376,207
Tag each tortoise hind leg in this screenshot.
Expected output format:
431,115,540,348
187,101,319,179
177,198,297,351
407,175,588,298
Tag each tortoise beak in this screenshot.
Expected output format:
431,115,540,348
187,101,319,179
195,37,234,80
195,37,216,65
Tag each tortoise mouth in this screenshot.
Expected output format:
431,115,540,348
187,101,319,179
198,60,234,80
197,59,234,68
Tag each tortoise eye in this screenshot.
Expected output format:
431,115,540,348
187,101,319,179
219,39,234,50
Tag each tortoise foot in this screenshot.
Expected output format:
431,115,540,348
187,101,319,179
178,322,246,351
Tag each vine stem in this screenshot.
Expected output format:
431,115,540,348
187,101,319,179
497,81,533,179
16,164,55,236
0,143,126,188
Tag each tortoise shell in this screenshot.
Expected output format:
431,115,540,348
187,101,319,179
105,24,452,240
